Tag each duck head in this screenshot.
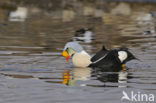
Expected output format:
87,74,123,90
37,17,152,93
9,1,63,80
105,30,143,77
62,48,76,61
62,42,83,62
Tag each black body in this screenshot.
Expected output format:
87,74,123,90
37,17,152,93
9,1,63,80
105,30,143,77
89,47,136,72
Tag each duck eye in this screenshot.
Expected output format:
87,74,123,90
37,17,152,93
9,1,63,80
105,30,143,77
66,48,72,54
66,48,69,52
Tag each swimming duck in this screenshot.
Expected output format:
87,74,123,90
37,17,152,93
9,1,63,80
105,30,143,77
62,42,137,69
73,28,94,43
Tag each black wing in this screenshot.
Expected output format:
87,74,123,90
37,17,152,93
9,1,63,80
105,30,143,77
91,46,108,62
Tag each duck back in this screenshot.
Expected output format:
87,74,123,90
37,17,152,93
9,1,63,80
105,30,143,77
89,50,121,70
91,46,108,63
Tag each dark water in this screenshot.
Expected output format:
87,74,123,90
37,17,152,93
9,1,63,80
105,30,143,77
0,1,156,103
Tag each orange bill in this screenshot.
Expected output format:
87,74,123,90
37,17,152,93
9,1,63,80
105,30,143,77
62,50,70,62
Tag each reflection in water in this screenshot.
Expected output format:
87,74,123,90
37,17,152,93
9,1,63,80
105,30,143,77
9,7,28,22
92,68,129,87
62,70,70,85
62,68,91,86
118,71,128,87
62,67,129,87
1,67,128,88
0,72,34,79
72,67,91,81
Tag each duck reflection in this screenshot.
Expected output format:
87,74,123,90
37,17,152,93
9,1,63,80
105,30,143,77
92,68,128,82
62,67,129,87
72,67,91,81
62,67,91,86
118,71,128,88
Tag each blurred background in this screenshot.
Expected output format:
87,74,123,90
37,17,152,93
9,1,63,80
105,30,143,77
0,0,156,50
0,0,156,103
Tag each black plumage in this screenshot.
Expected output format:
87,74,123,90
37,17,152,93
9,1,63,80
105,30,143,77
91,46,108,62
89,47,137,71
75,29,86,37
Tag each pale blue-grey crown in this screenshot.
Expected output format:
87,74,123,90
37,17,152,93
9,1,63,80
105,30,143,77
63,42,83,52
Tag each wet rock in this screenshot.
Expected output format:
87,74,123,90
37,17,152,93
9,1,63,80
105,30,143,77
83,6,95,16
62,9,75,22
111,3,131,15
137,13,153,21
94,9,104,18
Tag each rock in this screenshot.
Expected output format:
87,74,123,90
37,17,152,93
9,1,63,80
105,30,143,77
62,9,75,22
111,3,131,16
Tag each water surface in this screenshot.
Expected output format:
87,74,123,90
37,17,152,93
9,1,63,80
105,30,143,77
0,1,156,103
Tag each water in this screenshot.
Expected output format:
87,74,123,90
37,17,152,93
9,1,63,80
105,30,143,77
0,1,156,103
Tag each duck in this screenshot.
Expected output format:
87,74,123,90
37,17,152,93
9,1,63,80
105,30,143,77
62,42,137,69
73,28,94,43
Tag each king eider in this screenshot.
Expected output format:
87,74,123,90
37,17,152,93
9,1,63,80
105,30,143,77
62,42,137,69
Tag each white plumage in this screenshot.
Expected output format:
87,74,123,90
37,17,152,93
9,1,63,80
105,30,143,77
118,51,128,63
72,51,91,67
